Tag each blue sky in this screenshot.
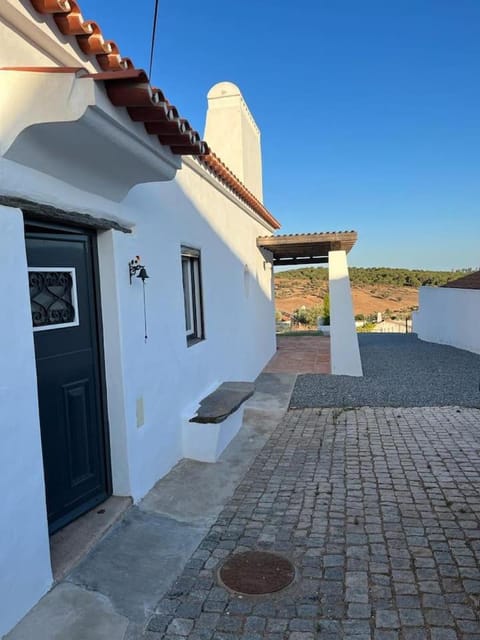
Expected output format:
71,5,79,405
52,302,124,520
79,0,480,270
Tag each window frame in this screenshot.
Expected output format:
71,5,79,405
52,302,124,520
181,246,205,346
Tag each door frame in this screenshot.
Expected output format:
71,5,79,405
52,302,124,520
24,215,113,525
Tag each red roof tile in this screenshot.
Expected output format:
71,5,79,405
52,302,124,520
29,1,207,156
25,0,281,229
199,153,281,229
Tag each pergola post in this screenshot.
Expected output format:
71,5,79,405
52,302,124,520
328,250,363,376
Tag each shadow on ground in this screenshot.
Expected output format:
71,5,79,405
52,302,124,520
291,334,480,408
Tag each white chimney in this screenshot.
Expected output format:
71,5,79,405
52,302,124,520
204,81,263,202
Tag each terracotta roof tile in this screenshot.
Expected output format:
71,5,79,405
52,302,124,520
199,153,281,229
442,271,480,290
28,0,207,157
258,231,356,238
26,0,280,228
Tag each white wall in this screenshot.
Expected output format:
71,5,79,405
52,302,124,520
0,206,52,637
0,148,277,633
109,160,276,500
0,4,277,631
204,82,263,201
414,286,480,354
0,150,276,508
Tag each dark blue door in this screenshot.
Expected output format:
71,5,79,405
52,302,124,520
26,226,111,534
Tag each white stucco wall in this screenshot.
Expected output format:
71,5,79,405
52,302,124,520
414,286,480,354
0,154,276,497
0,154,276,633
107,160,276,500
0,5,277,632
204,82,263,201
0,150,276,629
0,206,52,637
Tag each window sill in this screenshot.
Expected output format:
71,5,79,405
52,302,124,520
187,336,205,348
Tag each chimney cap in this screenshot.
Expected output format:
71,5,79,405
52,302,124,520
207,81,242,100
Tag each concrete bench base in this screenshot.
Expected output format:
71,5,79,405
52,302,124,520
183,382,255,462
183,408,244,462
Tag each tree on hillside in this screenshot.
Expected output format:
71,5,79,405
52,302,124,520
292,305,323,327
275,266,463,288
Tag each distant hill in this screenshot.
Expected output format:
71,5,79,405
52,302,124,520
275,266,474,320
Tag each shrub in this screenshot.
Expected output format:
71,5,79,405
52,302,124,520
357,322,376,333
322,293,330,325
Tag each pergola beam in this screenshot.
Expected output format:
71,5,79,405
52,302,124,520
273,256,328,266
257,231,357,266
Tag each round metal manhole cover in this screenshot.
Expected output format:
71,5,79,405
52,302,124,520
218,551,295,595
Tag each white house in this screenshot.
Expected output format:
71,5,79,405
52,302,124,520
0,1,362,634
413,271,480,354
0,1,285,634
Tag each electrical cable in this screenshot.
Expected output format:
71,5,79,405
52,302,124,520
148,0,160,81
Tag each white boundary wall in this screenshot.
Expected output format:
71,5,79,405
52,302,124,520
414,286,480,354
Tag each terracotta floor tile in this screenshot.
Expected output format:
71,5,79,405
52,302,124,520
263,336,331,374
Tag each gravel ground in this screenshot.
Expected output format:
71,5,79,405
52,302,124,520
290,334,480,408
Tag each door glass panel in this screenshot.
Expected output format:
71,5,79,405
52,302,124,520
29,267,79,331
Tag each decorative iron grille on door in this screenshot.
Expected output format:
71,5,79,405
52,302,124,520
28,268,79,331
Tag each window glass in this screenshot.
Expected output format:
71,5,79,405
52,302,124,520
182,257,194,335
181,247,204,345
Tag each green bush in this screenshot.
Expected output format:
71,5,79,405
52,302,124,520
322,293,330,325
357,322,376,333
292,304,323,327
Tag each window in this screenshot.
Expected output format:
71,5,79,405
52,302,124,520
181,246,204,344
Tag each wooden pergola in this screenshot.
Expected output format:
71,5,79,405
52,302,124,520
257,231,357,266
258,230,363,376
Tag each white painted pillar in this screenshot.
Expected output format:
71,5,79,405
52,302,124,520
328,250,363,376
0,205,52,636
97,230,132,497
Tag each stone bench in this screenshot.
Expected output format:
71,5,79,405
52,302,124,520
183,382,255,462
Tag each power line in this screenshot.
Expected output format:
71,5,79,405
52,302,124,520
148,0,160,81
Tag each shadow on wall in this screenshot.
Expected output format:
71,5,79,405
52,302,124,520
103,172,278,499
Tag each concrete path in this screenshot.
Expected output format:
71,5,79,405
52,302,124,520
5,373,296,640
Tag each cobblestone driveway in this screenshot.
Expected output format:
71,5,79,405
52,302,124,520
144,407,480,640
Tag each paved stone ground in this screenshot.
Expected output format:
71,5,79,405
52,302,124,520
143,406,480,640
